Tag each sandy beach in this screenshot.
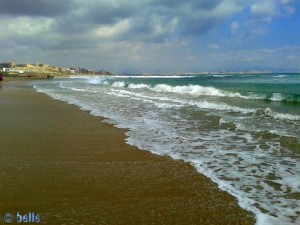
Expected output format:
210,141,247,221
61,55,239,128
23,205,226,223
0,79,255,224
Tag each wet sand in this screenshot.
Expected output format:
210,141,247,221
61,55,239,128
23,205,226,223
0,80,255,224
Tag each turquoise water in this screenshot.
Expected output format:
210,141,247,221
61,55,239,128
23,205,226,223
34,73,300,225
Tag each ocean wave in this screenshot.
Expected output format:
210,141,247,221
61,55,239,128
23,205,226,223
78,77,300,122
273,75,288,78
152,84,225,96
243,92,300,103
111,81,126,87
191,102,300,121
268,93,300,103
113,75,196,78
211,74,234,77
230,120,297,138
128,83,149,89
110,81,226,96
87,78,108,85
253,108,300,121
108,89,300,122
191,100,255,114
107,81,300,103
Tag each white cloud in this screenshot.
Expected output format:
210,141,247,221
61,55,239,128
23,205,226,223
94,19,130,39
229,0,296,41
230,21,239,33
0,16,54,36
207,44,220,50
250,0,295,21
250,0,279,22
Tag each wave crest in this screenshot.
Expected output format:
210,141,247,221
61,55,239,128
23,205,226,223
90,78,300,103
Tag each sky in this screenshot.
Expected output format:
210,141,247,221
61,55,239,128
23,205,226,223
0,0,299,73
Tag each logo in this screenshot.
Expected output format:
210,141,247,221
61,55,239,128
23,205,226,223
3,213,13,223
3,212,41,223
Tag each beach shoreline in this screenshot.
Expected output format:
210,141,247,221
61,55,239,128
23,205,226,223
0,79,255,224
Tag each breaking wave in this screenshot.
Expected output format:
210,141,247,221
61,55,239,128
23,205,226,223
107,90,300,122
104,81,300,103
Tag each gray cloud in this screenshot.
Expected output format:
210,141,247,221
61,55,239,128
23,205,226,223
0,0,298,72
80,1,137,25
0,0,242,46
149,0,222,10
0,0,74,17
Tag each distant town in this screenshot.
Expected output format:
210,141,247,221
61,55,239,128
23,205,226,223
0,61,112,78
1,60,277,78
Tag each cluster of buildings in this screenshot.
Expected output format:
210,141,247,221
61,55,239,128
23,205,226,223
0,61,112,76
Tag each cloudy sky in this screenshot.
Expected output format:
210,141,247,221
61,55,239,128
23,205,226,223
0,0,299,73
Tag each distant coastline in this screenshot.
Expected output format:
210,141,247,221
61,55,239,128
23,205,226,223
1,60,299,79
0,61,112,79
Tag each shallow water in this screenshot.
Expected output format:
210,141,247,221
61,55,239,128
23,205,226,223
34,73,300,225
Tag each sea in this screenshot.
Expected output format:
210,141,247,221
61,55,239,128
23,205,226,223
33,73,300,225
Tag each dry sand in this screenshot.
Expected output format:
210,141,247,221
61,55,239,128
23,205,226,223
0,80,255,224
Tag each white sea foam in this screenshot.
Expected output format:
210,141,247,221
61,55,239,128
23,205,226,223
192,100,255,114
108,88,300,122
257,107,300,121
87,77,108,85
211,74,234,77
112,82,227,97
113,75,196,78
107,89,255,114
273,75,288,78
128,83,149,89
108,81,300,103
270,93,286,101
111,81,126,87
151,84,225,96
